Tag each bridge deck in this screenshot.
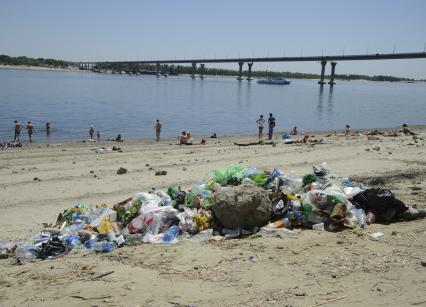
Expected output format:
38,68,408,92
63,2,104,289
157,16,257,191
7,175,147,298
79,52,426,65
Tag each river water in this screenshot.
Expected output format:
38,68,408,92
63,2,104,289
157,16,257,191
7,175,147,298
0,68,425,142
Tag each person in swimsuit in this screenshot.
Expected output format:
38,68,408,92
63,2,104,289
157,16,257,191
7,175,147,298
26,121,35,143
14,120,22,142
256,115,265,140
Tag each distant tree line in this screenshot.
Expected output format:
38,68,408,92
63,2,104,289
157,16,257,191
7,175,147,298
97,63,417,82
0,55,68,68
1,55,419,82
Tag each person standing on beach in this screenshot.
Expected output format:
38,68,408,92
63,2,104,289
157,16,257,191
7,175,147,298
13,120,22,142
268,113,276,140
46,122,50,136
89,126,95,139
26,121,35,143
97,130,100,141
256,115,265,140
155,119,162,142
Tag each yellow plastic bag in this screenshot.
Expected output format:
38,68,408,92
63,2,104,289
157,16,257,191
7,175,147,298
97,216,113,234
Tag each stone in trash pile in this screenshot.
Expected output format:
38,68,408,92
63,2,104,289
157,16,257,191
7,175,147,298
212,181,272,229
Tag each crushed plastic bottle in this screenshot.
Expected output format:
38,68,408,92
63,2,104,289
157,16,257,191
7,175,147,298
93,241,114,253
312,223,325,231
84,239,98,250
64,234,81,248
33,232,51,244
15,242,38,261
162,225,180,243
351,208,367,228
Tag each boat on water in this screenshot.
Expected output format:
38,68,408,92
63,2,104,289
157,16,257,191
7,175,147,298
257,78,291,85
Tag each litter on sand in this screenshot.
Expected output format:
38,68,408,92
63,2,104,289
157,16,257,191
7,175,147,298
2,162,425,262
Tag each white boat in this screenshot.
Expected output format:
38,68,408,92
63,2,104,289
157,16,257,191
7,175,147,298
257,78,291,85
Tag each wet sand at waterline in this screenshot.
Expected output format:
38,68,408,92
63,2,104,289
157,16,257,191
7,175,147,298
0,128,425,306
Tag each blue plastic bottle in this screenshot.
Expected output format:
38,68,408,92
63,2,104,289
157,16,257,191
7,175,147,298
84,239,98,250
65,234,81,247
93,241,114,253
162,226,180,243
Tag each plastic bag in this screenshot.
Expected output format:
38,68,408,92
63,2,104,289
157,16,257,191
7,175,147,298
177,207,196,232
211,164,246,185
280,172,303,194
97,216,113,234
248,172,268,186
134,192,162,207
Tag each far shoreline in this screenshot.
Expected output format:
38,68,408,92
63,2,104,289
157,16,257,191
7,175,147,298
2,64,424,83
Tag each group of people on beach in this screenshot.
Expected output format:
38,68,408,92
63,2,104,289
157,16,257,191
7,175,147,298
12,120,38,143
3,118,418,148
256,113,276,140
336,123,418,137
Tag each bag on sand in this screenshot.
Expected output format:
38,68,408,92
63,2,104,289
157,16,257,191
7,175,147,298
352,188,407,222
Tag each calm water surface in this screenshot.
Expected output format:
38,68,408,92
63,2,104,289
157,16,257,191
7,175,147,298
0,69,425,142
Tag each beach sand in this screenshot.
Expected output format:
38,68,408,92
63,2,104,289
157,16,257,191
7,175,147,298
0,64,83,72
0,129,425,306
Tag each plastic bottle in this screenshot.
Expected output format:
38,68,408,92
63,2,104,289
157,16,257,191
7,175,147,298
162,225,181,243
352,208,367,228
15,242,37,261
93,241,114,253
312,223,325,231
64,234,81,247
366,212,375,225
33,232,51,244
84,238,98,250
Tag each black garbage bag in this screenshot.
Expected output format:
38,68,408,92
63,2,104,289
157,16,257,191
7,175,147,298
352,188,408,223
37,237,66,260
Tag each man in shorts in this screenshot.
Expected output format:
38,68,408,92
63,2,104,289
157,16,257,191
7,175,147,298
14,120,22,142
26,121,35,143
268,113,276,140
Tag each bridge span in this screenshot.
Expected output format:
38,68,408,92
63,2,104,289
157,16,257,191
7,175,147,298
77,52,426,85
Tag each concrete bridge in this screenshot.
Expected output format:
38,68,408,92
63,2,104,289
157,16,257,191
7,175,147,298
77,52,426,85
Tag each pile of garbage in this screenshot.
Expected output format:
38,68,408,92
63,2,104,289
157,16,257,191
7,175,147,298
1,163,425,262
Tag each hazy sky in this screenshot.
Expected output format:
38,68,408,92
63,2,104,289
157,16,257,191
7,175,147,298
1,0,426,78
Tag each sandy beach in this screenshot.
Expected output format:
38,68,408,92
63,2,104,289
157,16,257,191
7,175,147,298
1,128,425,306
0,64,82,73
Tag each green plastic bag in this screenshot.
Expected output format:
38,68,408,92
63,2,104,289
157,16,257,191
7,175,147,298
302,174,317,186
211,164,247,185
248,172,268,186
167,186,181,200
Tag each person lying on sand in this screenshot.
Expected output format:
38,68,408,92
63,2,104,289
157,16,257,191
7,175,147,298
335,124,359,137
1,141,23,149
106,134,123,142
400,123,417,136
364,129,384,136
284,134,326,145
